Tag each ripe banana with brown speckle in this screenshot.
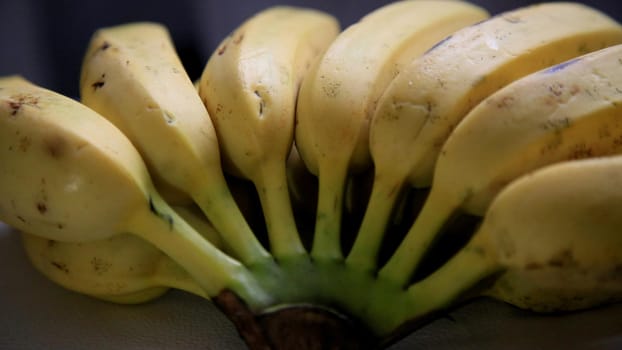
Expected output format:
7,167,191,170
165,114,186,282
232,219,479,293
352,3,622,282
80,22,269,266
198,7,340,260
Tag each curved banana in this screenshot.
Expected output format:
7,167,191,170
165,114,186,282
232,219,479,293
373,4,622,284
407,155,622,317
0,77,267,304
295,0,489,262
21,232,203,304
20,204,221,304
198,7,340,260
79,22,269,266
382,43,622,285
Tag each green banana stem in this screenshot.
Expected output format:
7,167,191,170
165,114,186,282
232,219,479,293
379,188,460,286
404,233,502,322
311,162,348,262
126,191,271,306
346,175,405,272
192,174,272,266
254,160,307,260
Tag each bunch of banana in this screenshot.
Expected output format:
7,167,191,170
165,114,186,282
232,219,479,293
2,1,622,349
198,7,340,260
0,75,411,347
0,76,266,304
381,40,622,288
80,22,268,266
354,2,622,284
295,0,489,262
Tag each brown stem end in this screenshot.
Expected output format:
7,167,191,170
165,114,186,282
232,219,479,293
214,290,379,350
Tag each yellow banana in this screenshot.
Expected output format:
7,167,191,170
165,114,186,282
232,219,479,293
355,2,622,275
408,155,622,317
382,43,622,286
21,232,204,304
20,204,221,304
0,77,268,304
369,4,622,284
295,0,488,262
198,7,340,260
79,22,269,266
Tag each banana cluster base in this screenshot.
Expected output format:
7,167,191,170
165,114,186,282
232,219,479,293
215,290,376,350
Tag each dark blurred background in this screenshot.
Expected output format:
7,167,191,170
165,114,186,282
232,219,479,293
1,0,621,98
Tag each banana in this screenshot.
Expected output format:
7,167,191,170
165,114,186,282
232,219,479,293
381,43,622,286
354,2,622,274
79,22,269,266
295,0,489,262
406,155,622,319
198,7,339,260
21,204,222,304
0,77,268,304
21,232,205,304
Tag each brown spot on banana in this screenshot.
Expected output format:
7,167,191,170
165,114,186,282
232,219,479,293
91,73,106,90
233,32,244,45
495,96,515,109
321,76,341,98
36,202,47,214
525,262,543,270
51,261,69,274
567,142,594,160
217,44,227,55
91,257,111,275
548,82,565,98
43,135,67,158
18,136,31,152
254,90,265,117
6,93,39,117
8,100,21,115
547,249,578,268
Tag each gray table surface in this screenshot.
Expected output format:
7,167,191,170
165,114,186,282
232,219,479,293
1,223,621,350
